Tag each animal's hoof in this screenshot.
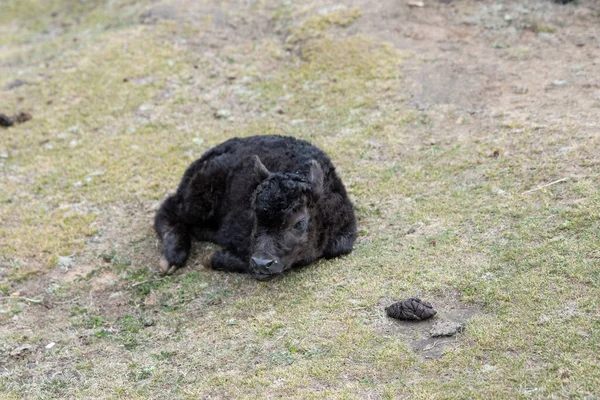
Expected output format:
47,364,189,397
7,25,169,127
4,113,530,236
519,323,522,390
201,251,215,269
159,256,178,275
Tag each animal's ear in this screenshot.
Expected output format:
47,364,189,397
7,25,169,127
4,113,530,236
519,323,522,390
308,160,323,196
252,155,271,182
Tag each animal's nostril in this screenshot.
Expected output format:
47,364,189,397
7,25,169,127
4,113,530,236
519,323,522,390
251,257,275,269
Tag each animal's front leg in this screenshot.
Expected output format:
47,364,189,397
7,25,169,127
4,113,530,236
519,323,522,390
155,194,192,275
204,250,249,273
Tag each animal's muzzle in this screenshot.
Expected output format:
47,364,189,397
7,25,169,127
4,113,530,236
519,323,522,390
250,255,282,279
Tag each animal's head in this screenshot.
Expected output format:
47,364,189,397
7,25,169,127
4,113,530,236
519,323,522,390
248,155,323,280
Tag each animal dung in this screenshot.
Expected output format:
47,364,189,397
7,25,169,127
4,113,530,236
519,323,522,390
385,298,437,321
0,112,32,127
14,112,32,123
0,114,14,127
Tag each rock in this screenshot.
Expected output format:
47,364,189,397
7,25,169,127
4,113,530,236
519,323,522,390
430,319,464,337
10,344,35,357
552,80,568,87
408,1,425,7
57,256,74,271
45,342,56,350
512,87,528,94
386,298,437,321
482,364,497,373
213,109,232,119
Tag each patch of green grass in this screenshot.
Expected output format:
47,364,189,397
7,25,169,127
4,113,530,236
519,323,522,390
128,365,153,382
287,6,361,44
153,350,177,361
534,23,556,33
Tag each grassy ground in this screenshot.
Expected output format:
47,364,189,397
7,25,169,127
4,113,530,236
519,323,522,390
1,0,599,398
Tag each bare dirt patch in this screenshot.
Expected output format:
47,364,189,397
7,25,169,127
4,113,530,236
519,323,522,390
378,292,481,359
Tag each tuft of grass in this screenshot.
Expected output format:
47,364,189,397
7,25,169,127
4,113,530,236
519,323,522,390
287,6,361,45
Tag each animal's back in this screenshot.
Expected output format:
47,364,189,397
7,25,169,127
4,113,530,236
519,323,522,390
198,135,334,177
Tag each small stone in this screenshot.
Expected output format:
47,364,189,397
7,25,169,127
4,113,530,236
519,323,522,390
512,87,528,94
408,1,424,7
0,153,8,159
109,292,122,299
386,298,437,321
142,317,155,327
482,364,496,373
214,109,232,119
538,314,551,325
430,319,464,337
10,344,35,357
57,255,74,271
45,342,56,350
552,80,568,87
558,146,571,154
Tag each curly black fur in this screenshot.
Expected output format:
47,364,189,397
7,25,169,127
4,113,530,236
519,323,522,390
155,135,357,280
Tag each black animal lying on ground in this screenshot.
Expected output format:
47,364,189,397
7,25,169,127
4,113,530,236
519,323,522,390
155,135,357,280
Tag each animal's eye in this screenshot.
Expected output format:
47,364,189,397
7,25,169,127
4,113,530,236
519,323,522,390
293,219,308,232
